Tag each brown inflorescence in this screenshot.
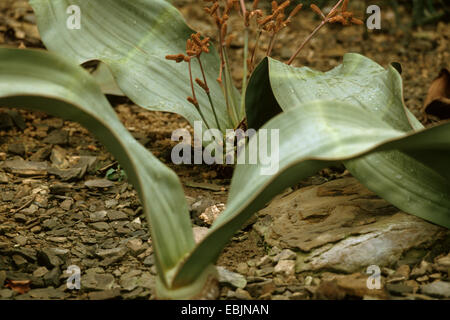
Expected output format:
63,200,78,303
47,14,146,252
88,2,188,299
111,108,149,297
166,0,364,114
328,0,364,26
165,32,212,108
203,0,240,83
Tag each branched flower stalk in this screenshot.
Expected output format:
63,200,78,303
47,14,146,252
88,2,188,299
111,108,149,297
239,0,249,119
167,0,363,133
166,33,221,131
207,0,240,126
287,0,364,65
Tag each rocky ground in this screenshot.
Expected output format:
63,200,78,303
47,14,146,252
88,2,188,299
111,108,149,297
0,0,449,300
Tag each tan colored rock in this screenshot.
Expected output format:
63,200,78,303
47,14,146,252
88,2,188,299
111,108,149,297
411,260,433,277
274,260,296,277
436,254,450,268
316,273,388,299
394,265,411,280
199,203,225,226
193,226,209,244
1,159,48,176
246,280,276,298
254,178,448,273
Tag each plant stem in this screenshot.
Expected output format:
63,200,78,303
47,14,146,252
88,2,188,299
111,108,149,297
239,0,247,17
238,0,249,121
197,57,222,132
286,21,325,65
287,0,344,65
215,5,232,128
250,30,262,68
222,48,239,126
267,32,277,57
188,60,210,129
219,31,235,126
188,60,197,102
240,27,249,120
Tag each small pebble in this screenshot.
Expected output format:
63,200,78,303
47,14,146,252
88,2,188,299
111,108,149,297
304,276,313,286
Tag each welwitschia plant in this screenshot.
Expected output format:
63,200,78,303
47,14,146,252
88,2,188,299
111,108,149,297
2,47,449,299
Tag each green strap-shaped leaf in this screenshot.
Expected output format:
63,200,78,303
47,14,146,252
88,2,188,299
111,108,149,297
0,48,197,289
173,99,450,287
29,0,236,131
245,59,282,130
267,54,424,131
263,53,450,225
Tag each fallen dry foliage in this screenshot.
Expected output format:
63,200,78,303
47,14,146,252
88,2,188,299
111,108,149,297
424,68,450,120
4,279,31,294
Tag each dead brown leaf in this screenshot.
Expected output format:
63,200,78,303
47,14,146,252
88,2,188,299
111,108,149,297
4,279,31,294
423,68,450,120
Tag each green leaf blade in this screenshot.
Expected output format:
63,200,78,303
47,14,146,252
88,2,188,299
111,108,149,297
268,54,421,132
0,47,197,288
30,0,236,131
264,53,449,227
